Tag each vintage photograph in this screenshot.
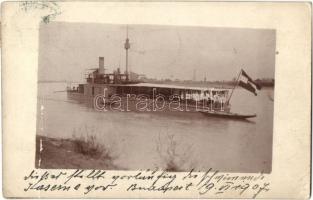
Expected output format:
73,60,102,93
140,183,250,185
35,22,275,173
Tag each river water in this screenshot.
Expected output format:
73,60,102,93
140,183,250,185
37,82,274,173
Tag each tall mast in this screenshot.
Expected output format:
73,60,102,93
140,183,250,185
124,25,130,81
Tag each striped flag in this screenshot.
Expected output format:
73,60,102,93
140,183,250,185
238,70,262,96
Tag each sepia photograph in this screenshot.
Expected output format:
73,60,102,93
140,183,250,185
35,22,275,173
2,2,311,198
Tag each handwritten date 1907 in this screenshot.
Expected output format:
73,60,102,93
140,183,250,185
23,168,270,198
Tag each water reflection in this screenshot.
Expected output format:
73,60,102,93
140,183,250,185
37,82,274,173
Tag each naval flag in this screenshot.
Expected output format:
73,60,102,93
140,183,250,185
238,70,262,96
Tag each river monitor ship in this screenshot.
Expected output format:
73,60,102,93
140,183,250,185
67,29,261,119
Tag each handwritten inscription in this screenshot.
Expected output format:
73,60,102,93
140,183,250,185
23,168,270,198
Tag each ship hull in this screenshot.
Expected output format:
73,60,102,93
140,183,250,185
67,91,230,114
199,110,256,119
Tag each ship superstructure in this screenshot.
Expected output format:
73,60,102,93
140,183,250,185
66,27,261,118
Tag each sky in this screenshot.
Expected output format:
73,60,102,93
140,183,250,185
38,22,276,82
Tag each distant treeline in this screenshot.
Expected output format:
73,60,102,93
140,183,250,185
254,79,275,87
38,77,274,88
141,78,275,88
38,80,67,83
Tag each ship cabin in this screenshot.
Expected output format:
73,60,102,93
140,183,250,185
86,57,138,85
67,57,231,112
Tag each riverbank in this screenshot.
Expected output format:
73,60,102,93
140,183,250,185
35,135,118,169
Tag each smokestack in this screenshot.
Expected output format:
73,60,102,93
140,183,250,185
99,57,104,74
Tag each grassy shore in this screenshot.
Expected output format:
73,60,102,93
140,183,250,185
35,135,118,169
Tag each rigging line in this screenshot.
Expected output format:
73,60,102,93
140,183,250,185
226,69,242,104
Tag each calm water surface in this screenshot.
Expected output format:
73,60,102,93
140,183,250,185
37,82,274,173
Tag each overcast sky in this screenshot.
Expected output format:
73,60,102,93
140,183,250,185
38,22,276,82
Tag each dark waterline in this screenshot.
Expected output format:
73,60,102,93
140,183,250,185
37,82,274,173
